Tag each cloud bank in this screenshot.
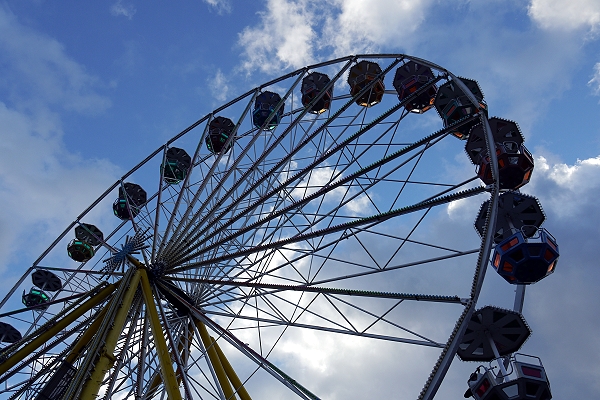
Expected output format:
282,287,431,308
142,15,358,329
237,0,433,74
0,7,119,276
528,0,600,34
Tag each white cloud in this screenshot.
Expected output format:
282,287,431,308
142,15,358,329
528,0,600,33
589,62,600,95
0,8,120,275
322,0,432,56
207,69,230,102
110,0,137,20
238,0,317,74
203,0,232,14
291,165,342,200
344,192,374,216
526,155,600,217
0,103,120,274
237,0,433,74
0,7,111,114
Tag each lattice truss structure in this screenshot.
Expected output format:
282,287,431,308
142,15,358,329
0,54,552,400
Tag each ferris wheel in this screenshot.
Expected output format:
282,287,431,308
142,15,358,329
0,55,559,400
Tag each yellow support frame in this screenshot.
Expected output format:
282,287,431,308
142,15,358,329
211,336,253,400
195,318,237,400
158,279,252,400
1,250,251,400
194,318,252,400
79,270,142,398
139,268,183,400
64,305,108,364
0,283,117,376
143,311,196,397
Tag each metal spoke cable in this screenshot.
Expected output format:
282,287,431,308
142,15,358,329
169,185,486,273
167,117,462,267
162,59,402,262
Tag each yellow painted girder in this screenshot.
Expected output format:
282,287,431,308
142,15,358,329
79,270,141,399
139,268,183,400
0,283,117,376
211,336,253,400
64,305,108,364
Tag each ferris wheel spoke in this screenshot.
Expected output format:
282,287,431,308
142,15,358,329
150,146,170,266
179,278,467,306
31,266,125,276
167,119,457,268
348,223,466,255
162,60,400,261
164,111,400,262
209,170,462,274
176,218,478,303
162,62,355,256
324,293,436,341
196,282,466,342
232,290,353,336
169,185,486,273
327,106,409,186
163,76,298,254
206,308,444,348
390,140,429,211
382,207,432,270
153,130,209,262
281,288,442,345
227,284,437,344
161,100,248,254
203,243,478,301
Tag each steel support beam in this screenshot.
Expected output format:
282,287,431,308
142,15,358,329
64,305,109,364
195,318,238,400
513,284,526,313
139,268,183,400
212,336,253,400
79,270,141,399
0,283,116,376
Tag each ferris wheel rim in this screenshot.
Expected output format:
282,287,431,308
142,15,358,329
0,53,503,400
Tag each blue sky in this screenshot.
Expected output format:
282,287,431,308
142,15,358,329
0,0,599,398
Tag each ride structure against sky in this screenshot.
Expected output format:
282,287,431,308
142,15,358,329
0,54,558,399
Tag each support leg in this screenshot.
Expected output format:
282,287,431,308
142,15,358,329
211,336,253,400
79,270,142,398
139,269,183,400
0,283,117,376
194,318,238,400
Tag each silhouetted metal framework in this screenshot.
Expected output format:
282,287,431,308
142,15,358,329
0,54,558,400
